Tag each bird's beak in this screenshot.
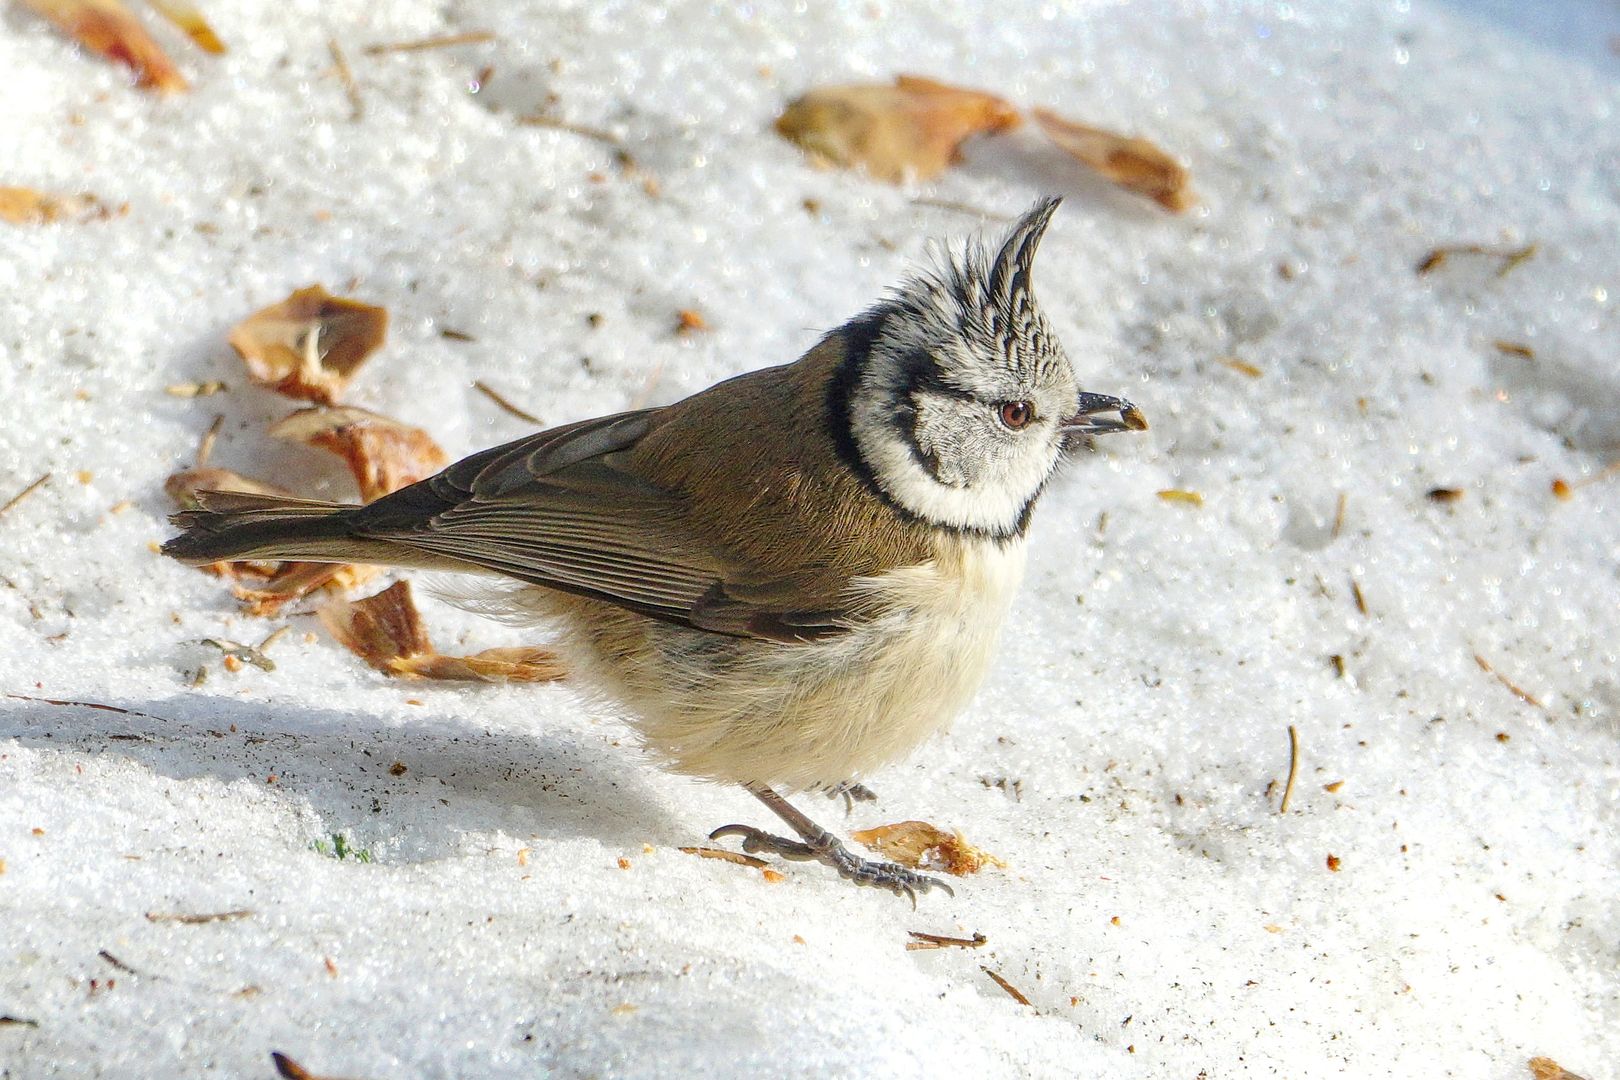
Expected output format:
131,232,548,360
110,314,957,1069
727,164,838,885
1061,392,1148,436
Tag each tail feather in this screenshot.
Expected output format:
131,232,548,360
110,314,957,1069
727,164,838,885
163,492,378,566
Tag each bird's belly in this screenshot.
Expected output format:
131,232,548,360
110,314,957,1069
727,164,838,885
564,538,1028,790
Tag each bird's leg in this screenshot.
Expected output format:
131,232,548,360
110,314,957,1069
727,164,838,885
823,780,878,814
709,785,953,904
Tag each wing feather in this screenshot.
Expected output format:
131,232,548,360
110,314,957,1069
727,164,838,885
345,409,852,640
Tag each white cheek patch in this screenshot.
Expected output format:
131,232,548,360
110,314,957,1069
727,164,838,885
849,392,1055,534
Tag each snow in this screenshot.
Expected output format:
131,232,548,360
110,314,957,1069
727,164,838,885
2,1,1617,1077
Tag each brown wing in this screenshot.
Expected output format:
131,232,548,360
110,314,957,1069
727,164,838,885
343,407,855,641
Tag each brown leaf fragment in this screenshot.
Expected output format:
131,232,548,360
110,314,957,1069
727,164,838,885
391,646,566,683
234,563,378,616
775,75,1021,183
1031,108,1195,212
19,0,187,92
850,820,1005,876
145,0,225,53
0,187,109,225
1551,478,1573,500
1425,487,1465,503
1529,1058,1590,1080
319,580,430,672
270,406,446,502
228,286,388,405
1493,340,1536,360
318,580,565,683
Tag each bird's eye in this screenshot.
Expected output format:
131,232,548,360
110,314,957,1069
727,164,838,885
998,400,1035,430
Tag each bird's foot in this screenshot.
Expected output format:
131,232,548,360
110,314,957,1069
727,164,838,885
822,781,878,814
708,823,953,905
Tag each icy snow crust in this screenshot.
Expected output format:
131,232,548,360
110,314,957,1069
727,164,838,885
1,1,1616,1077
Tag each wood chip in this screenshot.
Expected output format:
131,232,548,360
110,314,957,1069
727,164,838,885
1473,652,1546,712
146,0,225,53
18,0,187,92
1031,107,1196,212
327,39,363,120
363,31,495,55
318,579,567,683
1156,489,1203,507
229,286,387,405
1218,356,1263,378
675,309,708,334
0,187,109,225
980,966,1032,1007
905,930,986,951
473,380,542,425
1416,243,1537,278
1279,724,1300,815
775,75,1021,183
850,820,1005,876
164,380,227,398
516,115,621,145
1349,577,1368,616
1326,853,1342,872
1492,340,1535,359
0,473,51,519
1425,487,1465,503
145,909,253,924
678,846,768,869
269,406,446,503
1550,460,1620,501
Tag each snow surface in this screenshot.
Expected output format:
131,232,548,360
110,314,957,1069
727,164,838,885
2,1,1617,1077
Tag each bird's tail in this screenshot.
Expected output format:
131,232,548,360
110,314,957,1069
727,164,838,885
162,491,406,566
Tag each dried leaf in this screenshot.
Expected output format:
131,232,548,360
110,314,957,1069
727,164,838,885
775,75,1021,183
0,186,108,225
318,580,566,683
1528,1057,1589,1080
228,286,388,405
233,562,379,616
850,820,1005,876
20,0,187,92
269,406,447,503
1031,107,1196,212
145,0,224,53
392,646,567,683
164,467,295,510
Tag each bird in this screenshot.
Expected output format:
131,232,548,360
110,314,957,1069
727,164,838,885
163,197,1146,900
